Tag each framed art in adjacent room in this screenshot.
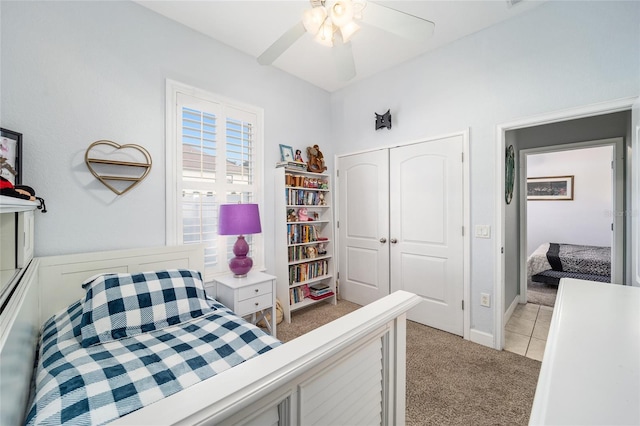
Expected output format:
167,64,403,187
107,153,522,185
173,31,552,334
0,128,22,185
527,175,574,200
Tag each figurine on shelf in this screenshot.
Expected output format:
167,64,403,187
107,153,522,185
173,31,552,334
313,212,319,220
294,149,304,162
318,192,326,206
297,207,309,222
287,208,297,222
306,246,317,259
306,145,327,173
317,243,327,256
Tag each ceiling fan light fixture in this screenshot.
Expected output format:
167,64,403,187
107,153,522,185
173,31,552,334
302,6,327,35
314,19,334,46
330,0,354,28
339,20,360,43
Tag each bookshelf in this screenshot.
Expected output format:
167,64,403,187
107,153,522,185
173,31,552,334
274,166,337,323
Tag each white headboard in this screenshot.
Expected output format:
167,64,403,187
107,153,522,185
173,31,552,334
38,244,205,325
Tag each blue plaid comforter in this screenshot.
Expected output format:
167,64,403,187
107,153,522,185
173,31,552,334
25,299,281,425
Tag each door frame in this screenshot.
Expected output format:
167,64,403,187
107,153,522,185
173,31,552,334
518,138,624,304
495,97,637,351
334,129,471,340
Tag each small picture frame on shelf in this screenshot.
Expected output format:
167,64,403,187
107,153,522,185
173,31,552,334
1,128,22,185
279,144,294,162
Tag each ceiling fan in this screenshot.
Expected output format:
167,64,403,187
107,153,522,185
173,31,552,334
257,0,435,81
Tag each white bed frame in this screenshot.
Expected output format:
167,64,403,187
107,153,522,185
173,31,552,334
0,245,420,425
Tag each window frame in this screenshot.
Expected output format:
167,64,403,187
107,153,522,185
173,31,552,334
165,80,265,281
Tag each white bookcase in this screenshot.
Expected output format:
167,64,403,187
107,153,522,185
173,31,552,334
274,167,337,323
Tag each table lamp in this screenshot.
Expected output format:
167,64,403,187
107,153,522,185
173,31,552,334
218,203,262,277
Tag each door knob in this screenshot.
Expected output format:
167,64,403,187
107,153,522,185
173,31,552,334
390,238,398,244
380,238,387,243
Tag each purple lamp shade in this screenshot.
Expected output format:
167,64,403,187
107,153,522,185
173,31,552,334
218,204,262,277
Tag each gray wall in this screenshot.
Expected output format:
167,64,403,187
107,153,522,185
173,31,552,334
504,131,520,313
2,0,639,342
0,1,331,278
329,1,640,337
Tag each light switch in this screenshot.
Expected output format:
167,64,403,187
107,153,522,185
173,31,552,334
475,225,491,239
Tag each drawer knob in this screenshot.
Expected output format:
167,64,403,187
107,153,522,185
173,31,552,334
255,302,259,306
255,289,259,293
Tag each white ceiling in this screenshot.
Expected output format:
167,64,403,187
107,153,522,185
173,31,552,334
135,0,547,92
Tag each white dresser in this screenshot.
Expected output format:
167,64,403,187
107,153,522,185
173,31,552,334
529,278,640,425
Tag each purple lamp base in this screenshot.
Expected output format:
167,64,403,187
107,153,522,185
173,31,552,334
229,235,253,277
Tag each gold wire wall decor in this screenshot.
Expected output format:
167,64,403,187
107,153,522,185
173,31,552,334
85,140,152,195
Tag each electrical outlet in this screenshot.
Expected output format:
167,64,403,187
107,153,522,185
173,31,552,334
480,293,491,307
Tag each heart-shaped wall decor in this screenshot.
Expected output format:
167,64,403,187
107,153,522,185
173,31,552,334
85,140,152,195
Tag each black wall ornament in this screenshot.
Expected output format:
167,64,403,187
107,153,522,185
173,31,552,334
375,109,392,130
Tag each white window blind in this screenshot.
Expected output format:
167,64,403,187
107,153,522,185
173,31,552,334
167,82,263,280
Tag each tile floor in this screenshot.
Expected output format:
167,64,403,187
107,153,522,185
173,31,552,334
504,303,554,361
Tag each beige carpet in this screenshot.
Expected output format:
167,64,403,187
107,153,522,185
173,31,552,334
276,300,541,425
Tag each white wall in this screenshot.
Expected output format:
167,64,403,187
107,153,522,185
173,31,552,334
329,1,640,337
0,1,331,278
527,147,613,256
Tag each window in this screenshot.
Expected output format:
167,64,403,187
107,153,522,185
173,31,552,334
166,81,264,280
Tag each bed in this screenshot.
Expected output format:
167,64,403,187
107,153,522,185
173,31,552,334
527,242,611,286
0,245,420,425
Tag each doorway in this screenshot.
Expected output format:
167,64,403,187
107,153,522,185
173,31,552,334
519,140,623,309
336,132,470,337
496,99,635,351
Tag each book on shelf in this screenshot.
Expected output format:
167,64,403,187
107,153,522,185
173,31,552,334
285,174,329,189
309,283,329,291
286,188,326,206
288,260,329,284
307,291,334,301
289,284,310,304
276,161,307,171
309,282,331,297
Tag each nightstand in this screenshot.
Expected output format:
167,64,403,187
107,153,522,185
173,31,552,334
214,271,277,336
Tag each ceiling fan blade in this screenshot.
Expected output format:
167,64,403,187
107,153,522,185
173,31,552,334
257,21,306,65
362,2,435,40
333,39,356,81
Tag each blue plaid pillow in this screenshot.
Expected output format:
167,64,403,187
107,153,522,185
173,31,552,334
79,269,214,347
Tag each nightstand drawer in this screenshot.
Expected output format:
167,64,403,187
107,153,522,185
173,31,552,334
238,281,272,301
236,293,272,316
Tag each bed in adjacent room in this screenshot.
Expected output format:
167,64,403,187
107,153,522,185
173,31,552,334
527,242,611,286
0,245,420,425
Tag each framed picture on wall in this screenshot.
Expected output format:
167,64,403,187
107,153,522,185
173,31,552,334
527,176,574,200
0,128,22,185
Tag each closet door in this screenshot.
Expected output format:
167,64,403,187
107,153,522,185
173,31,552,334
389,135,464,336
338,149,390,305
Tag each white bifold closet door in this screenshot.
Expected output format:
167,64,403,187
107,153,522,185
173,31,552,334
338,135,464,335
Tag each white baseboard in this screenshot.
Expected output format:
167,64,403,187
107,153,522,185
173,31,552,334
504,296,519,325
470,329,494,348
